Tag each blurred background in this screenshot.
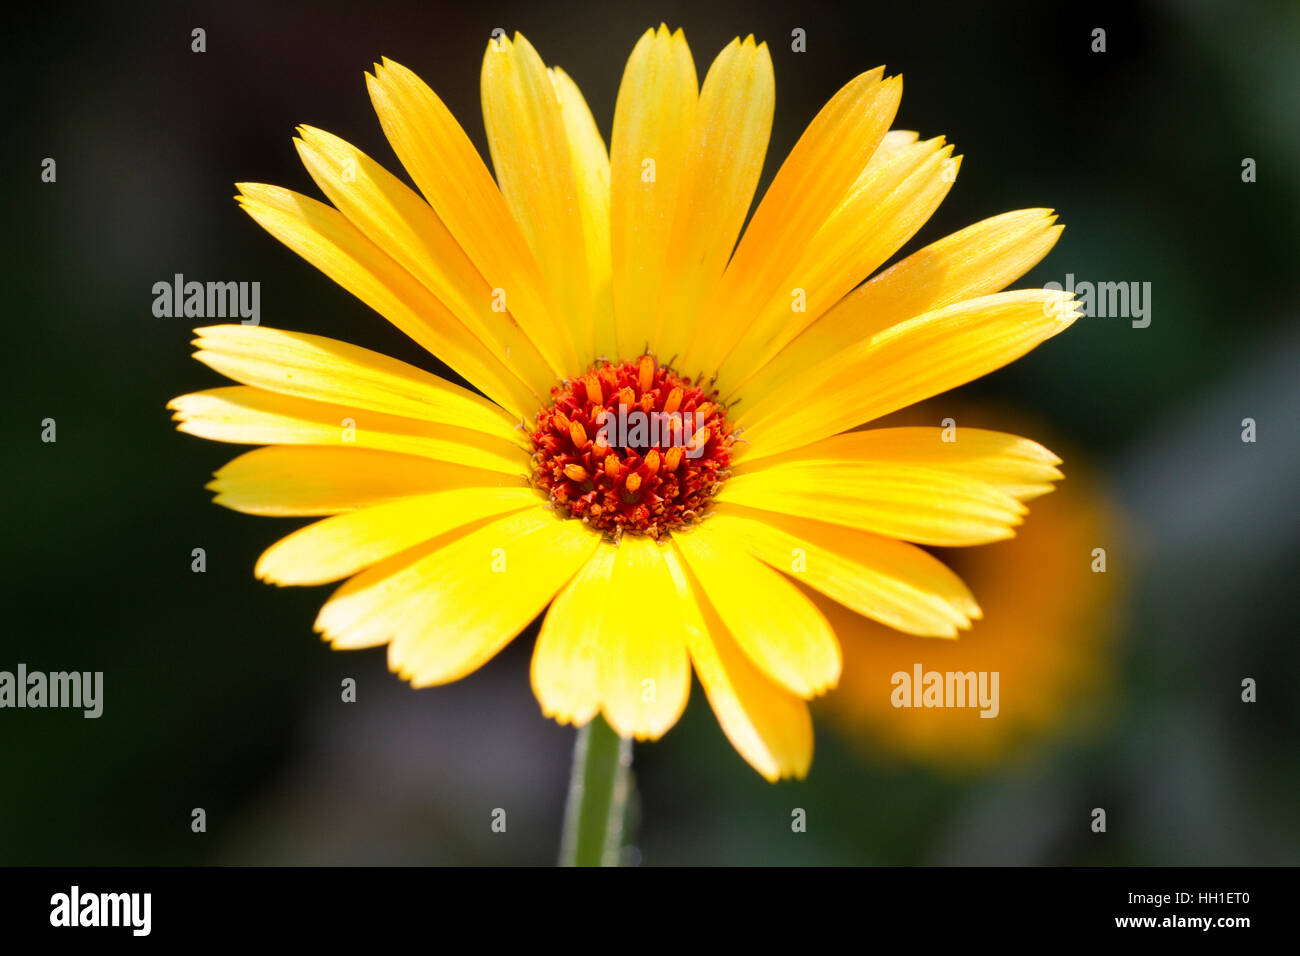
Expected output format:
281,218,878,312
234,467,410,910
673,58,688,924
3,0,1297,864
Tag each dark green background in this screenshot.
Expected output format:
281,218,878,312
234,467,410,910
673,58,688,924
3,0,1297,864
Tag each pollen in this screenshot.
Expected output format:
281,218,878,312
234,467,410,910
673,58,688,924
529,355,736,539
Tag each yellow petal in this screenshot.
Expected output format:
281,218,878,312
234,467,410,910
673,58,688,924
734,427,1064,501
532,543,619,727
533,537,692,740
610,25,698,359
737,289,1081,459
736,208,1063,403
208,446,511,516
550,66,615,362
316,511,599,680
595,535,691,740
682,69,900,375
654,36,774,362
192,325,524,446
719,71,896,292
481,35,595,368
292,126,559,395
256,486,541,586
706,503,979,637
234,183,538,420
662,543,812,781
707,137,960,385
366,58,574,376
671,524,840,698
716,458,1028,546
168,386,527,475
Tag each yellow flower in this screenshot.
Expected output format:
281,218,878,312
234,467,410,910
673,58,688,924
816,405,1121,771
168,26,1078,781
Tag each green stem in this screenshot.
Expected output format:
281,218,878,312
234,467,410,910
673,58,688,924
558,714,632,866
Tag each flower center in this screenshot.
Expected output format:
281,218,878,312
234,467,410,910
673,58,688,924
529,355,735,539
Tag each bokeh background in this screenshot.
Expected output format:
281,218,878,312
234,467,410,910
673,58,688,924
4,0,1297,864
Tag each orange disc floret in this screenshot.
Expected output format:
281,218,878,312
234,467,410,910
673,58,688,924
529,356,736,538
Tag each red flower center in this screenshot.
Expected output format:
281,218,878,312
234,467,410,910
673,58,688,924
529,355,736,539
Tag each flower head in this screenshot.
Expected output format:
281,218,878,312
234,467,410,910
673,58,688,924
169,25,1078,780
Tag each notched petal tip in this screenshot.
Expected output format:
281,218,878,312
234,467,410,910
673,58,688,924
251,560,283,587
295,124,339,147
540,704,597,728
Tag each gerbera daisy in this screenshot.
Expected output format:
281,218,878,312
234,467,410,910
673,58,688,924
168,25,1078,782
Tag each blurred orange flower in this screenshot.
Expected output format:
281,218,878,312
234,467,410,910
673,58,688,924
817,406,1122,770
